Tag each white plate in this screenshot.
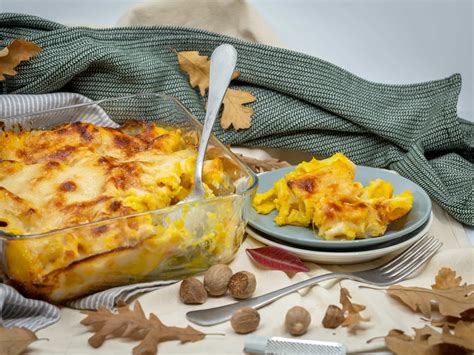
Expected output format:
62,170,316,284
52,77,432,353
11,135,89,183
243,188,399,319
246,212,433,265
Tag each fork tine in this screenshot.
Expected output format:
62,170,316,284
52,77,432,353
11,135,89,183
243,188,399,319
397,241,443,279
378,234,432,272
388,239,442,279
380,235,435,274
387,242,443,285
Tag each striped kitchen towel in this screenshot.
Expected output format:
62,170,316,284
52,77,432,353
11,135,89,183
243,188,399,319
0,14,472,225
0,92,117,129
0,281,178,331
65,280,179,310
0,93,179,330
0,284,59,332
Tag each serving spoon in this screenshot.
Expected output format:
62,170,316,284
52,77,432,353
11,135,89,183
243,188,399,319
179,44,238,204
0,45,237,241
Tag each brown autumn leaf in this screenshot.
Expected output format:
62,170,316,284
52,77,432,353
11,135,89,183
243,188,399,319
383,328,430,355
387,284,474,318
428,310,474,329
429,317,461,329
237,154,290,173
0,327,38,355
432,267,465,290
0,38,42,80
176,50,239,96
340,287,366,314
384,322,474,355
341,313,370,333
81,301,205,355
321,305,345,329
460,308,474,321
220,89,256,130
339,287,370,333
175,49,255,130
442,321,474,350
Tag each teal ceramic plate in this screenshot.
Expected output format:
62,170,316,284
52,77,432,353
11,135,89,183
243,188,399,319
247,166,432,250
246,213,433,264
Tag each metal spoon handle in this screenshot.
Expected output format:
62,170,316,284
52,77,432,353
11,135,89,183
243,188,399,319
186,272,350,326
193,44,237,197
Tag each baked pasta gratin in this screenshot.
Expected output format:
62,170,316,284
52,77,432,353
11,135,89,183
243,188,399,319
0,121,246,302
253,153,414,240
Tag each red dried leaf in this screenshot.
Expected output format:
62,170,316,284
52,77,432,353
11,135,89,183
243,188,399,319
246,246,309,273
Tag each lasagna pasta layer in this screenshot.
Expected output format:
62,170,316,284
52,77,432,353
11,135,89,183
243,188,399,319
0,121,235,300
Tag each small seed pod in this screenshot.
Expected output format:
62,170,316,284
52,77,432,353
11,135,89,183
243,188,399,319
285,306,311,336
179,277,207,304
228,271,256,299
230,307,260,334
204,264,233,296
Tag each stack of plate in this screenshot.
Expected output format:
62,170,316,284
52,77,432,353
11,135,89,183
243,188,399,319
246,166,433,264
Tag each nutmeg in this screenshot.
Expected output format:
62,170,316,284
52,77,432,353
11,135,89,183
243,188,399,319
230,307,260,334
321,305,345,329
228,271,256,299
204,264,233,296
285,306,311,336
179,277,207,304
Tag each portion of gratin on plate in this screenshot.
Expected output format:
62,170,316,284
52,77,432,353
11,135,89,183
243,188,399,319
0,121,247,302
253,153,414,240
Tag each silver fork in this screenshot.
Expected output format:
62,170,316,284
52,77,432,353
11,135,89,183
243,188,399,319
186,234,441,326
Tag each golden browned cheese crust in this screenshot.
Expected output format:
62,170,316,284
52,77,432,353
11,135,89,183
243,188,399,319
0,121,233,300
253,153,414,240
0,121,226,235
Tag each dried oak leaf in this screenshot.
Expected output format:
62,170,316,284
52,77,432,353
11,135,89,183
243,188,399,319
460,308,474,321
387,284,474,318
385,322,474,355
176,50,239,96
237,154,290,173
432,267,466,290
442,321,474,350
220,88,256,130
340,287,366,314
384,327,434,355
0,327,38,355
81,301,205,355
430,317,462,329
428,310,474,329
339,287,370,333
0,38,42,80
175,49,255,130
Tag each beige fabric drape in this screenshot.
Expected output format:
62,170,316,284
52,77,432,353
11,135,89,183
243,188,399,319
117,0,284,47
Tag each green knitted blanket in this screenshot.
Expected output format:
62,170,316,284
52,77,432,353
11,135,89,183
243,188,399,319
1,14,473,225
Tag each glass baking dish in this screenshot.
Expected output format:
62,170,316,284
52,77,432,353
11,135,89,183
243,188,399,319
0,93,258,303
